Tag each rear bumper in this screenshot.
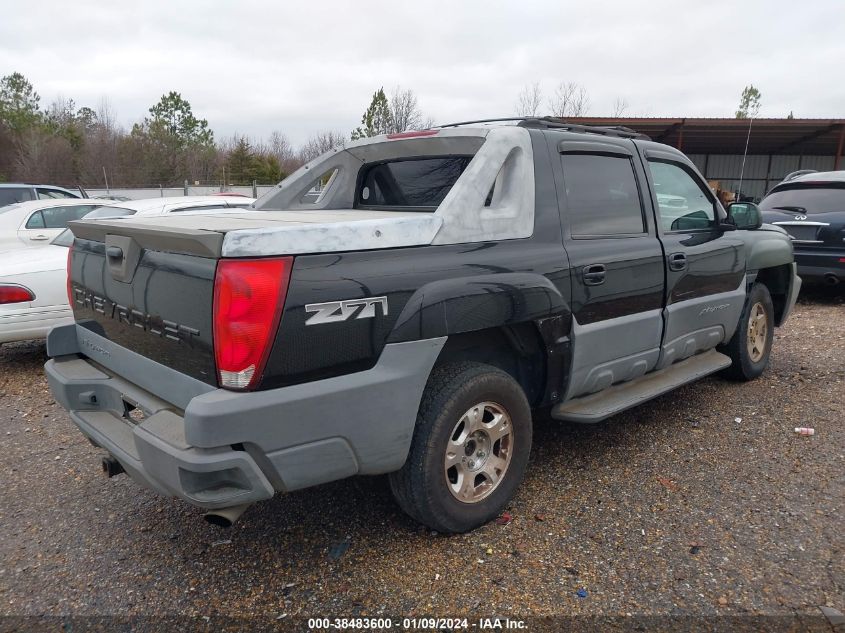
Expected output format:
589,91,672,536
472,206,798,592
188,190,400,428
45,324,445,509
0,307,72,344
793,248,845,283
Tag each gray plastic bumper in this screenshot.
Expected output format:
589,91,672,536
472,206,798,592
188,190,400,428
44,326,445,509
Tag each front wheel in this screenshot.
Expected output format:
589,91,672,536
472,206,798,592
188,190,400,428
720,282,774,381
389,362,532,533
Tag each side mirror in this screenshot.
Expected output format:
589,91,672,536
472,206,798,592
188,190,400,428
726,202,763,230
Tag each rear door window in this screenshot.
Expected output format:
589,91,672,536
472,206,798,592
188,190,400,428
357,156,472,210
0,187,34,206
760,184,845,214
560,153,646,236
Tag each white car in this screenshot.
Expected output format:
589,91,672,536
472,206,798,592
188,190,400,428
0,197,257,344
0,195,255,251
0,199,108,250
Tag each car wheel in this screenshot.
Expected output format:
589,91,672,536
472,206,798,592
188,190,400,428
720,282,774,381
389,362,532,533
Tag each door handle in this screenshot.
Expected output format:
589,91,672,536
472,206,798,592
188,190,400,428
582,263,606,286
30,234,49,241
668,252,687,271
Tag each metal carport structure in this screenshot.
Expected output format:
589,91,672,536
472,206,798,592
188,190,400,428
566,117,845,201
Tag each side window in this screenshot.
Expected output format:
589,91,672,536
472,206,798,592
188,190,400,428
25,211,46,229
647,160,716,232
37,188,77,199
39,205,97,229
0,188,34,205
561,153,645,236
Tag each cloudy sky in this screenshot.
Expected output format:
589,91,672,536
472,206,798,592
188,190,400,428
2,0,843,146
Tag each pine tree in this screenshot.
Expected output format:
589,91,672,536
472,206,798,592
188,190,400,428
351,88,393,140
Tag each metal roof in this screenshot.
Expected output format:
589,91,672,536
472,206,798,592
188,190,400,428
563,117,845,156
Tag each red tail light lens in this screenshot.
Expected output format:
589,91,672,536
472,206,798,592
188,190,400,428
213,257,292,390
66,246,73,307
0,284,35,304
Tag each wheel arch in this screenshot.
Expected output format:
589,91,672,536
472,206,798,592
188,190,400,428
387,273,571,407
752,263,794,326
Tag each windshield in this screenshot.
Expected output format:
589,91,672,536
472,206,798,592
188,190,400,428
50,207,139,247
761,184,845,214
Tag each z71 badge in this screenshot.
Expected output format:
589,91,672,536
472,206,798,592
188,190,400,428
304,296,388,326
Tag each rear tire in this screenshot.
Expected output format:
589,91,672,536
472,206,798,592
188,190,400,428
720,282,774,381
389,362,532,533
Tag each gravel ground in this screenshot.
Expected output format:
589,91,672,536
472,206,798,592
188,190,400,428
0,288,842,628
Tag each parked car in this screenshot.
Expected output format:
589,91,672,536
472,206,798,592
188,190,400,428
782,169,818,183
759,170,845,285
44,119,799,532
0,183,82,207
0,196,255,251
0,198,258,344
0,199,108,250
0,208,132,344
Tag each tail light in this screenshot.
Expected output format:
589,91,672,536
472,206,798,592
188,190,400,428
213,257,292,390
0,284,35,304
66,246,73,306
386,129,439,140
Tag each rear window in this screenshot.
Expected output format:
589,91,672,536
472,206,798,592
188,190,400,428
83,206,136,219
37,204,103,228
357,156,472,210
761,184,845,214
0,187,34,206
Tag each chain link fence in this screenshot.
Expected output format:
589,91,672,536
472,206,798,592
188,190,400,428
85,181,278,201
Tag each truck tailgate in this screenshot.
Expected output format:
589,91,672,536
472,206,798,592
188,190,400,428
69,236,218,385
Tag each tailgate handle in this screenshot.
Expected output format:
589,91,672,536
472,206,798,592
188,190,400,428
104,235,140,283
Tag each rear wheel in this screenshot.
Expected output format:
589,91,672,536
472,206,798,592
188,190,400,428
389,362,532,533
720,282,774,381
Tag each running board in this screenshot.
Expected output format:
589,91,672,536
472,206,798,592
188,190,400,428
552,350,732,423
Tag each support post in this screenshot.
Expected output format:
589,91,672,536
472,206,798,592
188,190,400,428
835,125,845,170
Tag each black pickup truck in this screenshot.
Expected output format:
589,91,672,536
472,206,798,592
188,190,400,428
45,119,800,532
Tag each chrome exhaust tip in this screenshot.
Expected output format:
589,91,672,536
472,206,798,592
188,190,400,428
203,503,251,528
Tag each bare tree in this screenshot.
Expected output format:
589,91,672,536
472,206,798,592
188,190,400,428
298,130,345,163
267,130,302,174
548,82,590,118
611,97,629,117
389,86,431,132
514,82,543,117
